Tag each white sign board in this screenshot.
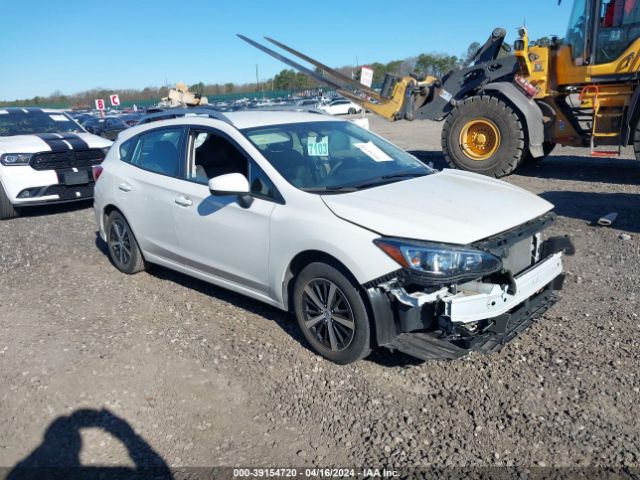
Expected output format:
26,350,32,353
95,99,105,110
360,66,374,88
110,94,120,106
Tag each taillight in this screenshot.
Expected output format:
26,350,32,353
514,74,539,98
93,165,104,182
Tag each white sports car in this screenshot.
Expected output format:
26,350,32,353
94,110,573,364
0,108,112,219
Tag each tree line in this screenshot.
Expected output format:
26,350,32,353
3,39,556,108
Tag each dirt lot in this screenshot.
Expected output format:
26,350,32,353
1,116,639,475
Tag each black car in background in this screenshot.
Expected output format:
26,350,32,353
83,117,128,140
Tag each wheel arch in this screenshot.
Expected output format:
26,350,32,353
101,204,145,258
282,250,361,313
283,249,386,351
480,82,545,158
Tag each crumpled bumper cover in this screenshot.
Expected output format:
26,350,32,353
384,286,558,361
365,234,573,362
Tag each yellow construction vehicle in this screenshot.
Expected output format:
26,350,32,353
240,0,640,177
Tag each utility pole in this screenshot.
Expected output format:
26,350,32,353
256,64,260,97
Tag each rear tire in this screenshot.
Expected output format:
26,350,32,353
632,120,640,161
442,95,525,178
105,210,146,274
293,262,371,364
0,183,19,220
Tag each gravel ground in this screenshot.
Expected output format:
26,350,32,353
0,116,639,475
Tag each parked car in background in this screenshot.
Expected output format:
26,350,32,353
119,113,144,127
319,98,362,115
84,116,128,140
296,98,319,108
94,110,571,364
0,107,111,219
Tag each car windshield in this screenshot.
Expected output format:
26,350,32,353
242,121,433,192
0,110,84,136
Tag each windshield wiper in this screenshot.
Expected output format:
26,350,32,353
301,186,359,193
351,171,429,189
379,171,429,180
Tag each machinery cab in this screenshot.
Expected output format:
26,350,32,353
517,0,640,154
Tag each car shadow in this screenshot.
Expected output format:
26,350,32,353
149,264,434,367
408,149,640,187
14,199,93,219
517,154,640,185
6,408,172,480
540,190,640,233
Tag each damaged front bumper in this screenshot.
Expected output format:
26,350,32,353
365,227,573,361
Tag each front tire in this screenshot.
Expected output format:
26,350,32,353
293,262,371,364
0,183,19,220
442,95,525,178
105,210,146,274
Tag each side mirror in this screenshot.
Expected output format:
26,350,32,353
208,173,253,208
208,173,250,196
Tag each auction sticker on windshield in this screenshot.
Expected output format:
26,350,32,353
307,135,329,156
354,141,392,161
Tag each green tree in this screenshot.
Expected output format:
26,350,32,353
464,41,481,65
224,82,234,94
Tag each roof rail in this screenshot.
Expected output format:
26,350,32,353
254,106,327,115
138,107,233,126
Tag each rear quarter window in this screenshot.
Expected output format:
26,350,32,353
119,138,136,163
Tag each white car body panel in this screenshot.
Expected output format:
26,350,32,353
94,112,563,325
322,169,553,244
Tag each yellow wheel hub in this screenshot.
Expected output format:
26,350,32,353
459,118,501,161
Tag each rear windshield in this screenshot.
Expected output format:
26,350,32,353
0,111,85,136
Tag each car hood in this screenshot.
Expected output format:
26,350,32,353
0,132,111,154
321,169,554,245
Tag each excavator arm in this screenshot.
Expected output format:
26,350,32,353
238,35,439,121
238,29,516,122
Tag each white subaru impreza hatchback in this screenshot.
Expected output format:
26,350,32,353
94,110,573,364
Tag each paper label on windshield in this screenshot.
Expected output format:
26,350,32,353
353,141,392,161
49,114,67,122
307,136,329,156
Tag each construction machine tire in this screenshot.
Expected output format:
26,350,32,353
522,141,556,164
442,95,525,178
632,121,640,162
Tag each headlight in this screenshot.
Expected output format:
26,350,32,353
0,153,32,166
374,238,502,283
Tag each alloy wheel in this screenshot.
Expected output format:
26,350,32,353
301,278,355,351
109,220,132,267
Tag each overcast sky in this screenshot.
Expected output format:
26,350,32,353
0,0,573,100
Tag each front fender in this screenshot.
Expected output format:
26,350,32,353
482,82,545,157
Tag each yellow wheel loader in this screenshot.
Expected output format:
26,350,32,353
240,0,640,177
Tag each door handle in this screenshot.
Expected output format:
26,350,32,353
118,182,132,192
174,195,193,207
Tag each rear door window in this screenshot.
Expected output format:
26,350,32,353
129,127,184,177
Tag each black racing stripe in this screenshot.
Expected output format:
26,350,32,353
34,133,71,152
58,133,90,150
25,107,43,113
